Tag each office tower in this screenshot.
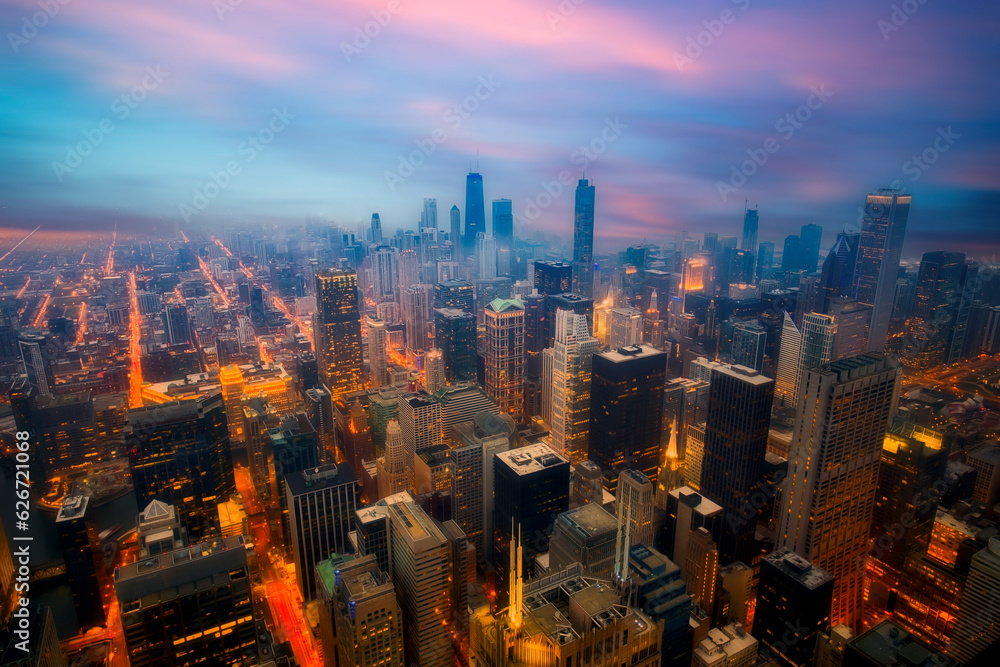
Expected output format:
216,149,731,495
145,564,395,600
334,395,375,474
314,269,364,400
700,363,773,565
544,292,593,346
370,211,383,243
424,348,445,393
846,621,955,667
354,491,413,578
162,304,191,345
55,496,105,630
683,526,719,613
366,314,388,388
827,298,871,360
397,392,442,475
949,537,1000,663
731,321,767,371
777,354,901,630
740,206,759,255
533,260,572,296
268,413,320,546
401,284,429,353
613,469,655,579
0,604,66,667
286,463,359,599
396,248,420,292
800,223,823,272
317,553,405,667
854,189,910,352
521,292,547,380
18,330,53,395
492,198,514,254
781,234,803,275
548,503,618,578
757,241,775,281
719,247,755,289
126,393,235,542
754,549,834,667
371,245,397,301
966,442,1000,505
484,298,525,421
449,204,461,248
775,312,836,407
115,535,257,667
450,413,514,563
493,443,570,608
664,486,723,566
434,308,477,383
550,309,600,464
464,171,486,257
818,232,860,313
434,279,474,312
376,419,409,499
136,500,184,558
774,312,802,405
911,251,979,366
438,382,499,433
609,307,642,348
388,501,455,667
570,459,604,506
476,233,498,280
422,197,438,228
572,178,596,297
589,345,666,495
626,545,693,667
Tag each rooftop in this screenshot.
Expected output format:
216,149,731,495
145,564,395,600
558,503,617,538
285,463,358,497
598,344,665,364
495,442,568,476
764,548,834,590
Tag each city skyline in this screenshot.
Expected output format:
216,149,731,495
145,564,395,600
1,1,998,257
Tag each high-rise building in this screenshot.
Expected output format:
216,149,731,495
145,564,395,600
683,526,719,614
700,363,773,565
376,419,410,500
741,205,759,254
911,251,979,366
55,496,105,631
389,501,455,667
17,330,54,396
572,178,596,297
434,279,474,313
799,223,824,272
422,197,438,228
317,553,405,667
533,260,572,296
775,312,802,405
613,469,655,579
493,443,570,608
828,298,871,360
627,544,693,667
424,348,445,393
664,486,723,568
450,204,461,250
476,233,498,280
775,312,836,408
492,198,514,255
609,307,642,349
544,292,593,347
949,537,1000,664
484,298,525,421
434,308,477,383
314,269,364,400
371,211,384,243
550,309,600,465
286,463,359,599
777,354,901,630
402,284,430,353
464,172,486,257
589,345,666,495
818,231,860,313
162,304,191,345
757,241,775,281
126,393,235,542
781,234,803,275
854,189,910,352
366,314,388,388
731,321,767,371
846,620,956,667
0,604,66,667
114,535,257,667
548,503,618,578
754,549,834,667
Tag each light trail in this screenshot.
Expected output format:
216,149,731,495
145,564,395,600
32,293,50,328
196,255,231,307
75,302,88,344
0,226,40,265
15,278,30,299
128,272,144,408
180,229,189,243
106,224,117,274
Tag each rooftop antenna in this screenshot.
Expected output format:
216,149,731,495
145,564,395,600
476,149,480,172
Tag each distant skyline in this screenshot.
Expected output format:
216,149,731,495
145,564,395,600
1,0,998,259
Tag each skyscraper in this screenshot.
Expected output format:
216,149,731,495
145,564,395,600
911,251,979,366
949,537,1000,664
476,232,497,280
371,211,383,243
126,393,236,542
484,298,525,421
402,284,429,352
854,189,910,352
314,269,364,400
450,204,461,253
287,464,359,599
572,178,596,297
550,309,600,465
492,198,514,256
464,171,486,257
533,260,572,296
56,496,105,631
589,344,666,495
818,231,860,313
781,234,803,276
433,279,474,313
422,197,438,229
376,419,410,499
775,312,837,408
609,307,642,349
17,330,53,396
700,363,773,565
799,223,824,272
757,241,775,281
162,304,191,345
741,205,759,253
434,308,477,383
731,321,767,372
777,354,901,630
548,503,618,578
613,469,655,579
366,314,388,388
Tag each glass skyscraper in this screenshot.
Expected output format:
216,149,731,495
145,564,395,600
463,171,485,257
572,178,595,298
314,268,364,400
854,188,910,352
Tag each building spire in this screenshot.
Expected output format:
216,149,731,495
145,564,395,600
508,520,523,629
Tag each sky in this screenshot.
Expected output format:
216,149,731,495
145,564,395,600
1,0,998,261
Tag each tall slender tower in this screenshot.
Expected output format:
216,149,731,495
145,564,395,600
550,309,600,465
949,537,1000,663
741,204,759,254
777,353,901,631
613,469,655,580
774,312,802,406
314,269,364,400
572,179,596,298
402,285,429,353
775,312,837,408
818,232,860,313
854,189,910,352
377,420,410,499
492,199,514,256
450,205,461,255
367,315,388,389
464,171,486,257
476,233,497,280
484,298,525,422
371,212,383,243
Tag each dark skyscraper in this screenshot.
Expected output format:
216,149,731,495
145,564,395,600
911,250,978,366
464,171,485,257
126,393,236,542
56,496,105,631
572,178,595,297
162,304,191,345
799,223,823,272
818,231,860,313
741,205,759,254
370,212,383,243
854,188,910,353
314,268,364,400
700,364,774,566
533,260,572,296
589,345,666,496
756,241,775,281
434,308,477,383
781,234,803,275
492,198,513,254
433,279,474,313
450,204,461,252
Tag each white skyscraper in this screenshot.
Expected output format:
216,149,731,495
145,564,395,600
550,309,600,465
775,311,837,407
424,348,445,393
367,315,388,389
609,307,642,349
475,233,497,280
777,353,901,631
613,469,655,580
402,285,429,352
377,420,410,499
949,537,1000,663
371,245,397,301
774,312,802,405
